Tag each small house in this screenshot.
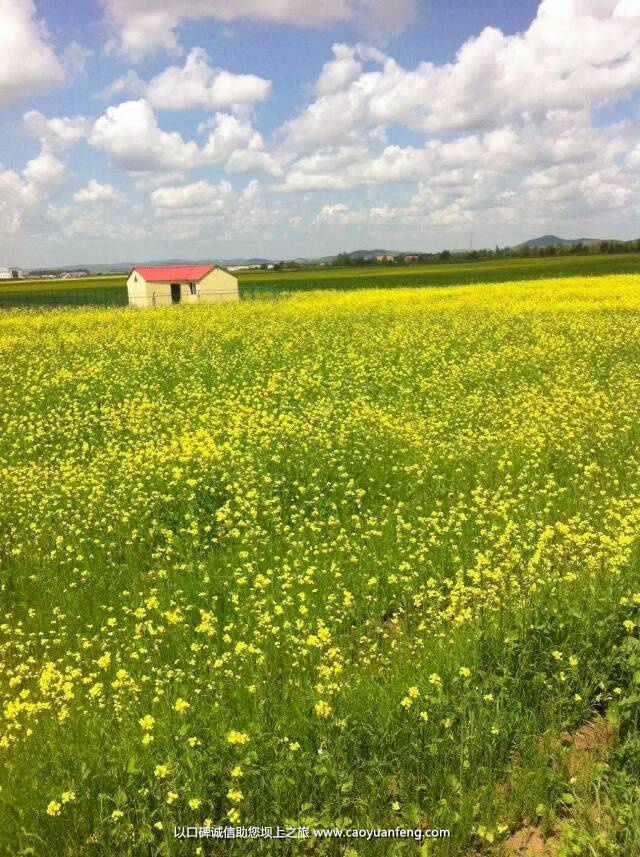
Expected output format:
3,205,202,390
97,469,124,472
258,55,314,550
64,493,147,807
0,267,23,280
127,264,239,308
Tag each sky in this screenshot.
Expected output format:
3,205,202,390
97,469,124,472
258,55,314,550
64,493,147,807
1,0,640,267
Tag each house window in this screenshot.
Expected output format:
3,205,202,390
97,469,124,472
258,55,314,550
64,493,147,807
189,282,196,295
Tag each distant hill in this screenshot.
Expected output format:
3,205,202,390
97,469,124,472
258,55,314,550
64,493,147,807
27,258,275,275
26,240,636,277
315,248,411,263
26,250,410,275
517,235,604,249
345,248,402,259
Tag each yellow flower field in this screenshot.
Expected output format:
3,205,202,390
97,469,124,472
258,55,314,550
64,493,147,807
2,276,640,854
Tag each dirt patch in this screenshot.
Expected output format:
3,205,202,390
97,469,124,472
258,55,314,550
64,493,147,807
469,717,615,856
502,826,559,856
564,718,613,779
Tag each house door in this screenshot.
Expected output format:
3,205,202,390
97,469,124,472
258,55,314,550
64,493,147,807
170,283,181,303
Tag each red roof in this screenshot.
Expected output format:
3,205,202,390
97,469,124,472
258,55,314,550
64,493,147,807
133,264,216,283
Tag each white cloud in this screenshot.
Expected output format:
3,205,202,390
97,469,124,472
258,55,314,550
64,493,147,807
225,148,283,176
429,201,475,228
62,41,92,77
524,163,633,215
143,48,271,110
278,145,372,190
23,110,90,149
90,100,279,175
73,179,124,203
102,0,418,61
151,179,235,214
316,44,363,95
201,113,283,174
280,1,640,150
89,99,202,172
0,147,67,238
147,178,275,244
132,171,186,189
201,113,262,162
0,0,66,105
279,107,634,193
21,148,67,193
311,200,403,230
93,69,145,101
5,1,640,262
313,202,365,226
57,211,147,241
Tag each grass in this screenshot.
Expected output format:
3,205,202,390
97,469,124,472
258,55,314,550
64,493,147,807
1,274,126,292
239,253,640,284
0,275,128,309
1,276,640,855
1,254,640,308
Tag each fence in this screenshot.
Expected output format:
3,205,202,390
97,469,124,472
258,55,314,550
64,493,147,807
0,281,437,310
0,287,129,309
0,270,589,311
0,283,318,310
0,285,289,310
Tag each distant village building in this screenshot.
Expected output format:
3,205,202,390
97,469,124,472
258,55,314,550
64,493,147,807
226,263,276,272
0,267,23,280
375,254,396,263
126,264,239,308
404,255,418,263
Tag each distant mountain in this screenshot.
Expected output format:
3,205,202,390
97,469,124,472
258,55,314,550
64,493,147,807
314,248,411,263
345,248,402,259
30,239,636,276
26,250,412,275
517,235,604,249
27,258,276,275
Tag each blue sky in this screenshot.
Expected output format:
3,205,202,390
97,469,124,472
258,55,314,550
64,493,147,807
1,0,639,266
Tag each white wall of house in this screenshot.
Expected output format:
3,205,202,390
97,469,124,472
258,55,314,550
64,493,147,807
0,267,22,279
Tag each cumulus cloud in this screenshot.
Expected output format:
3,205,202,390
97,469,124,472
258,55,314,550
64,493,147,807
132,171,186,190
96,49,271,113
93,69,145,101
21,147,67,192
89,99,203,172
279,108,633,193
148,178,275,242
200,113,263,162
73,179,124,203
280,0,640,150
151,179,236,214
23,110,91,149
5,0,640,259
143,48,271,110
89,100,279,174
201,113,283,174
313,202,365,226
0,147,67,238
315,44,363,95
102,0,418,60
0,0,66,105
